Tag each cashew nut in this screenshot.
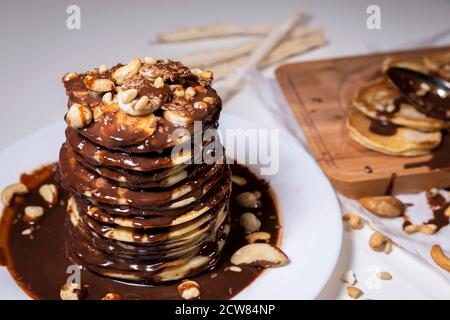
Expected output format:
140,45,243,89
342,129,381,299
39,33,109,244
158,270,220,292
39,184,58,205
369,231,392,254
343,212,363,230
112,58,142,85
177,280,201,300
1,183,29,206
404,223,437,235
430,244,450,272
66,103,92,129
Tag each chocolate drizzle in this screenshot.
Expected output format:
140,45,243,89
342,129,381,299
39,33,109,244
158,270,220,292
368,118,398,136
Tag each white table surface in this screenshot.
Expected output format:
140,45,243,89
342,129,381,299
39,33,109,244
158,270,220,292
1,0,450,299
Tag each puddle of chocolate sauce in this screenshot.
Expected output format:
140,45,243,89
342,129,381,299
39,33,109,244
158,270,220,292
404,133,450,170
0,163,281,300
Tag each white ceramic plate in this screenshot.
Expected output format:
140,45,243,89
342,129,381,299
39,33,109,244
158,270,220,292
0,113,342,300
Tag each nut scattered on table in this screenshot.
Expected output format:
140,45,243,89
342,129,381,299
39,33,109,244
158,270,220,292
343,212,363,229
231,243,289,268
359,196,405,218
1,183,29,206
24,206,44,221
245,231,271,244
239,212,261,234
346,286,363,299
404,223,437,235
39,184,59,205
177,280,201,300
377,271,392,280
369,231,392,254
430,244,450,272
340,270,357,285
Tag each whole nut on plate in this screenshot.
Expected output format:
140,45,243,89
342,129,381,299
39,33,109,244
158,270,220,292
1,183,29,206
66,103,93,129
60,282,86,300
101,293,122,300
231,175,247,186
236,192,261,209
39,184,58,205
359,196,405,217
245,231,271,244
24,206,44,221
177,280,201,300
430,244,450,272
112,58,142,85
230,243,289,268
239,212,261,234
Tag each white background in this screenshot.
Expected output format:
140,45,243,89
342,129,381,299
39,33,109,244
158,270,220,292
1,0,450,299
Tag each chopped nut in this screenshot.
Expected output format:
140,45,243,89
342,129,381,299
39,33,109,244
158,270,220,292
177,280,201,300
227,266,242,272
245,231,271,244
184,87,196,99
120,88,138,103
24,206,44,221
83,75,115,92
445,206,450,218
347,286,363,299
98,64,109,74
21,228,32,236
101,293,122,300
203,97,216,104
231,175,247,186
60,283,86,300
63,72,78,82
359,196,405,217
102,92,113,105
193,101,207,109
340,270,357,285
404,223,437,235
112,58,142,85
143,56,157,65
236,192,261,209
173,85,185,98
239,212,261,234
377,271,392,280
343,213,363,229
39,184,58,205
66,103,92,129
1,183,29,206
231,243,289,268
369,231,392,254
154,76,165,88
134,95,150,111
431,244,450,272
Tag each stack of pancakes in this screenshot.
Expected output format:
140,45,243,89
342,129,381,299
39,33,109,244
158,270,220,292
347,52,450,156
58,58,232,282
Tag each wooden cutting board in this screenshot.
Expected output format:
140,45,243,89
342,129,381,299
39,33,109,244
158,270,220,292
275,46,450,199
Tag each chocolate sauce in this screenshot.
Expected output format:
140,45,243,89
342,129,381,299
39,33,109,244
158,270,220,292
368,118,398,136
0,163,281,300
384,173,397,196
424,192,450,232
404,134,450,171
364,166,373,174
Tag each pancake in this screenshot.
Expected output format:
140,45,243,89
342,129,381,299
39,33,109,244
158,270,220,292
66,127,197,172
346,111,442,156
59,143,225,207
352,77,449,132
382,56,429,74
423,51,450,81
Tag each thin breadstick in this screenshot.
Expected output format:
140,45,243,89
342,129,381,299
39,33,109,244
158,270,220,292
156,13,307,42
182,26,322,67
218,12,304,102
211,31,326,80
